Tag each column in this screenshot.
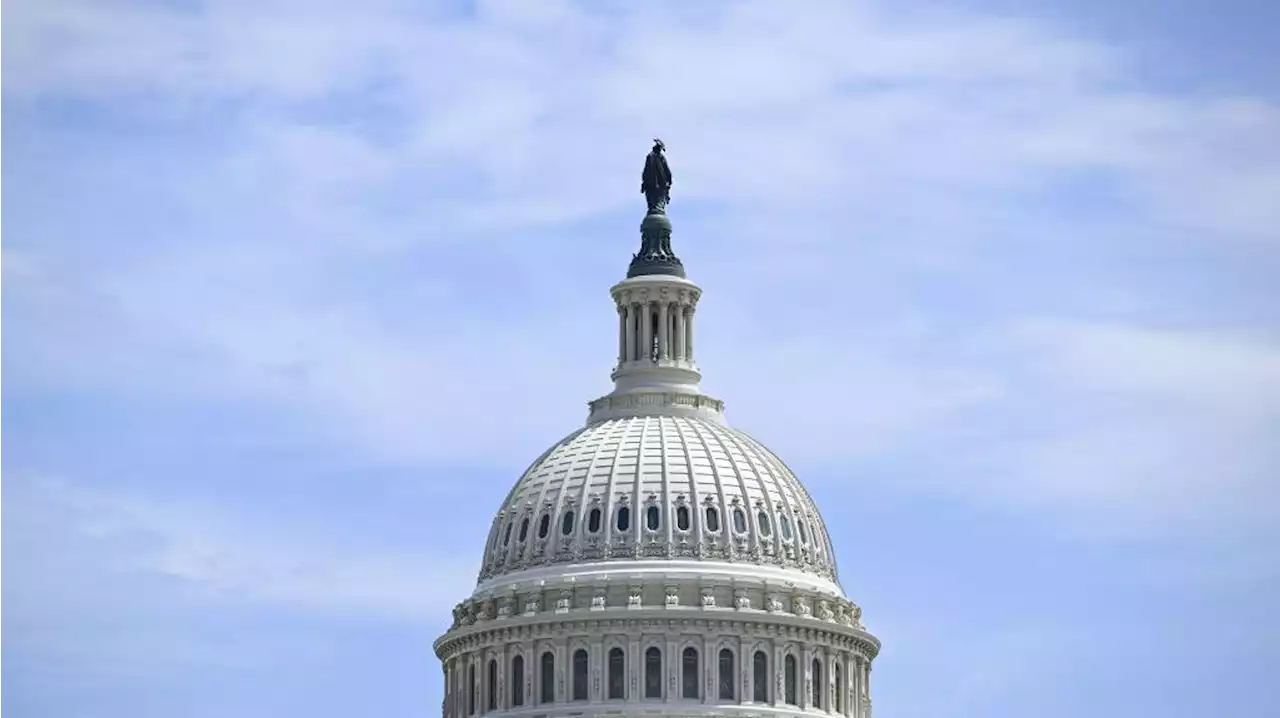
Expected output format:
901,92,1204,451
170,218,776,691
684,307,694,361
641,302,653,365
855,655,865,716
618,305,627,365
556,639,568,703
625,304,637,363
702,636,713,705
773,644,784,707
674,302,686,360
822,647,832,713
802,647,813,711
629,637,641,701
592,638,605,702
739,637,751,705
665,637,677,704
658,301,670,360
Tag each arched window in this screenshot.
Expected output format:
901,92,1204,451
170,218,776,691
646,505,660,530
676,505,691,531
811,658,823,710
487,659,498,711
540,652,555,704
511,655,525,707
518,517,530,542
733,508,747,533
798,520,808,544
617,506,631,532
645,647,662,698
705,507,720,532
682,647,700,699
718,648,735,700
588,508,602,533
758,511,772,537
784,655,798,705
608,648,625,699
780,514,793,540
833,663,842,713
572,649,589,701
561,511,575,536
538,514,551,539
502,521,513,546
753,651,769,703
468,663,477,715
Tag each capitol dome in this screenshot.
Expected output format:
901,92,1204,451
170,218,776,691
477,415,841,591
435,144,879,718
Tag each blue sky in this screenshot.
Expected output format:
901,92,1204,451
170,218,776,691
4,0,1279,716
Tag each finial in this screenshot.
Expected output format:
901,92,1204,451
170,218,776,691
630,140,685,278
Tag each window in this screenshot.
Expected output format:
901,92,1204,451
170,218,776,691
646,505,660,530
538,514,551,539
512,655,525,707
503,521,513,546
572,649,589,701
779,514,793,540
518,518,530,542
834,663,842,713
676,505,691,531
753,651,769,703
784,655,797,705
561,511,575,536
733,508,747,533
617,506,631,532
608,648,625,699
811,658,823,710
488,659,498,711
682,647,700,699
798,520,808,544
645,647,662,698
540,652,555,704
588,508,602,533
468,663,477,715
718,648,735,700
705,507,720,532
757,511,772,537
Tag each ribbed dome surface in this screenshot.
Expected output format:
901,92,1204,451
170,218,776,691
478,415,839,585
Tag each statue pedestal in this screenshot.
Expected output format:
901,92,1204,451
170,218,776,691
628,211,685,278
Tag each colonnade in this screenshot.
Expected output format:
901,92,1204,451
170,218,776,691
617,297,695,366
443,635,871,718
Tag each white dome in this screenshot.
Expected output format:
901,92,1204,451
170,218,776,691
478,415,841,591
435,192,878,718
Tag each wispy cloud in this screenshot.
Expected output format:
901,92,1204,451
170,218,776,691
5,1,1280,715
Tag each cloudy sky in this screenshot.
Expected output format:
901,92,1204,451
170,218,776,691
4,0,1279,716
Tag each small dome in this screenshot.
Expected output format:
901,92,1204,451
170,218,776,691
477,414,840,589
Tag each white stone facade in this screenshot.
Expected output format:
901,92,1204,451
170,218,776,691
435,268,879,718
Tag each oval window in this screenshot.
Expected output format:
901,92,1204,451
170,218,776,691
798,520,808,544
588,508,602,533
757,511,772,537
705,507,720,532
733,508,747,533
676,506,691,531
562,511,575,536
518,517,530,542
646,505,660,530
779,515,793,539
617,506,631,532
503,521,513,546
538,513,550,539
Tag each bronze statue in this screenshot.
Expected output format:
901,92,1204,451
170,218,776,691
628,139,686,279
641,138,672,214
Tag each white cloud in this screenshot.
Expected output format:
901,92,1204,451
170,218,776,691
5,0,1278,539
7,475,477,624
